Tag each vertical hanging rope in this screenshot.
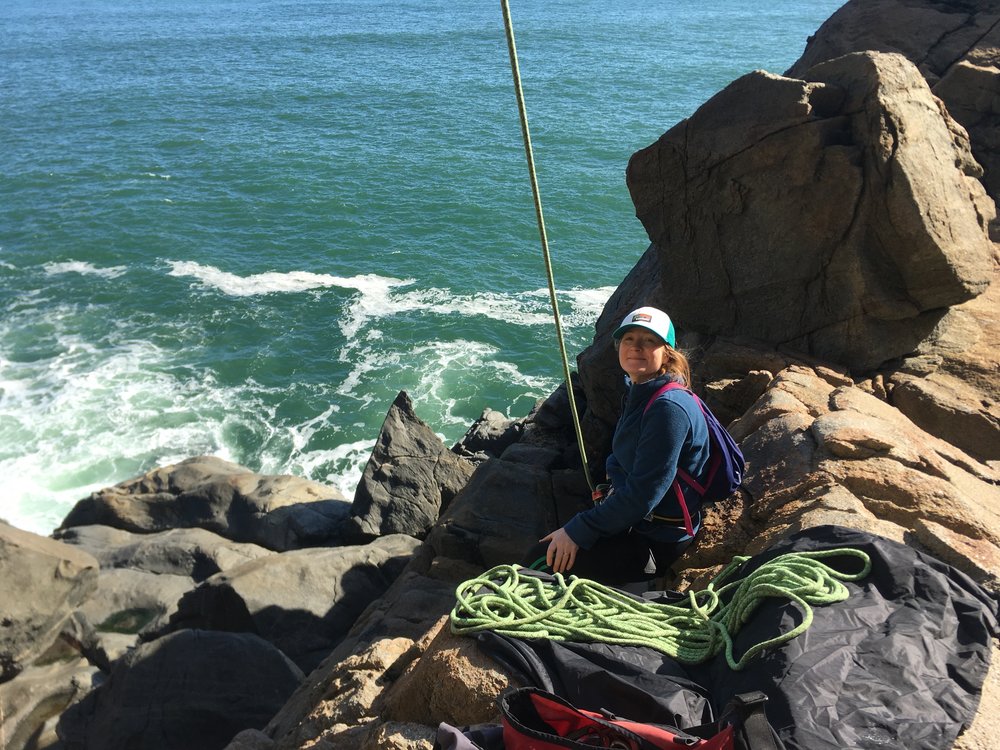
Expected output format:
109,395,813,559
500,0,594,492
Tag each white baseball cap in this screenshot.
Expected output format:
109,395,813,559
612,306,676,348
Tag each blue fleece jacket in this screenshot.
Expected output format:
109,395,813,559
564,374,710,549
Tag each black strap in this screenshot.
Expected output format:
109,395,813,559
726,692,784,750
687,692,783,750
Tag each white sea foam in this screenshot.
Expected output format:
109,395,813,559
43,261,128,279
336,282,614,343
293,438,375,502
327,280,611,432
166,259,413,302
0,305,272,531
341,287,546,331
2,263,611,533
0,293,371,532
335,337,556,436
562,285,618,326
164,260,613,342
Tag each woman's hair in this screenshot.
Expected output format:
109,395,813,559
660,345,691,386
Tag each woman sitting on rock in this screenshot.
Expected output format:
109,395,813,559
525,306,710,586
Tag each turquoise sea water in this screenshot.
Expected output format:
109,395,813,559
1,0,844,534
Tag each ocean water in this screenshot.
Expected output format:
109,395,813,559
0,0,845,534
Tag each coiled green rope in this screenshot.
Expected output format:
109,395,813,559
450,549,871,670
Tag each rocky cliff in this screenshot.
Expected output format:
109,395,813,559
2,2,999,749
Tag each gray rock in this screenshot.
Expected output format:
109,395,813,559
56,629,303,750
57,457,350,551
259,499,353,550
0,522,98,683
261,549,465,746
498,443,562,468
349,392,474,540
164,534,421,674
427,456,561,568
224,729,275,750
80,567,195,639
453,407,523,459
55,525,274,582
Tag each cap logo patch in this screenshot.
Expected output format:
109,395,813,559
631,313,652,323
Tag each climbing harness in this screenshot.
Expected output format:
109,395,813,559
450,548,871,671
500,0,594,491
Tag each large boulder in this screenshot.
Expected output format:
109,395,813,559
56,629,303,750
786,0,1000,212
58,456,350,551
0,522,98,683
617,51,993,384
427,455,560,569
164,534,421,673
348,391,475,540
425,382,592,568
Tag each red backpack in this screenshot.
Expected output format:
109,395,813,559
500,687,734,750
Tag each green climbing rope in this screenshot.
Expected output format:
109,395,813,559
499,0,594,492
450,548,871,671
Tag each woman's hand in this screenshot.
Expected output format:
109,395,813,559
541,527,579,573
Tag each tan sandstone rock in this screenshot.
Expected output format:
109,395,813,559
787,0,1000,212
716,365,1000,588
380,618,516,727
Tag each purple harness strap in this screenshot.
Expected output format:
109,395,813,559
643,382,717,537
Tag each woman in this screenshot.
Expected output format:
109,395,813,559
528,306,710,585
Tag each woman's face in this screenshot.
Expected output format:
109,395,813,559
617,329,668,384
